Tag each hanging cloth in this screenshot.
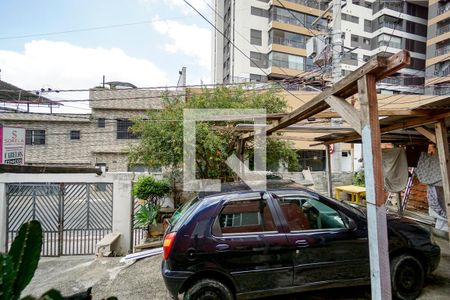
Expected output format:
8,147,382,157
415,152,442,186
382,148,409,192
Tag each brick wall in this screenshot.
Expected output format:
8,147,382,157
0,88,181,172
404,177,429,212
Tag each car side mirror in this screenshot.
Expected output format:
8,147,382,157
347,218,357,231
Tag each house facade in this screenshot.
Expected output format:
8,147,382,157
0,87,184,172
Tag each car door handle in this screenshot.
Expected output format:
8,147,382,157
295,240,309,248
216,243,230,252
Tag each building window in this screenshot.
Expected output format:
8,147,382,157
363,55,370,62
250,51,268,68
377,34,401,49
25,130,45,145
350,53,358,61
117,119,138,139
249,74,267,82
250,29,262,46
70,130,80,140
297,150,325,171
127,164,146,172
364,19,372,32
342,13,359,24
98,118,106,128
269,29,307,48
270,52,305,71
251,6,268,18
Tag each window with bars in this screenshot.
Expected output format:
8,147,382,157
117,119,138,139
70,130,80,140
97,118,106,128
25,130,45,145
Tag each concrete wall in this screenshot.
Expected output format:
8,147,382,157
310,171,354,197
0,172,137,254
0,88,181,172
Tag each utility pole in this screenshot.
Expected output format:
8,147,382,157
332,0,343,83
331,0,343,174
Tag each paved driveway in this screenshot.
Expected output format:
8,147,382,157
24,238,450,300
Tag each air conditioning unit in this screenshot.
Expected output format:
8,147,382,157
306,36,330,67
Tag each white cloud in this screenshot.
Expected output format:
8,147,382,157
140,0,210,15
152,19,211,69
0,40,169,91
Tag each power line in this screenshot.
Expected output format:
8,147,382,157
0,16,197,40
183,0,313,104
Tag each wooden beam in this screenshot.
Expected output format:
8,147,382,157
325,95,362,134
415,126,436,144
318,111,450,145
325,145,332,197
358,74,392,299
269,135,316,142
240,50,410,140
435,119,450,238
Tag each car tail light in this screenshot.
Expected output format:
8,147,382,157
163,232,176,260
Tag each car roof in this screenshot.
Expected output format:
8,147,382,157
198,179,310,200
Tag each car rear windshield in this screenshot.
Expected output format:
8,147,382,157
169,196,200,232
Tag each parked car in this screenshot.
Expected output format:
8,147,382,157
161,180,440,300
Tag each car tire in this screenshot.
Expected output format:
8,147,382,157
391,254,425,300
184,278,233,300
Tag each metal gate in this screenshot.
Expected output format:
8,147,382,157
6,183,113,256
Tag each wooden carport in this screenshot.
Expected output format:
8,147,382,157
238,50,450,300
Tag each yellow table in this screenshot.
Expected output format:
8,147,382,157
335,185,366,205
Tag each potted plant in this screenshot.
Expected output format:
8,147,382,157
133,176,171,238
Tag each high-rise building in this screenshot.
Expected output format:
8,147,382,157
212,0,429,94
341,0,428,94
212,0,329,84
425,0,450,95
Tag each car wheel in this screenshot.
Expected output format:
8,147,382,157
184,279,233,300
391,254,425,300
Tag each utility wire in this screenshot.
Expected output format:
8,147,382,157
0,16,197,40
183,0,313,104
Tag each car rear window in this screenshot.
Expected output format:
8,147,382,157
169,197,200,232
216,196,277,235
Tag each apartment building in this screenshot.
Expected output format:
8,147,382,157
212,0,329,84
425,0,450,95
212,0,428,94
341,0,427,94
0,84,184,172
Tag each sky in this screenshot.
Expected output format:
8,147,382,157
0,0,212,113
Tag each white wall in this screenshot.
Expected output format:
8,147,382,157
0,172,137,254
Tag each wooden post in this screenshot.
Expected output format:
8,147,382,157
358,74,392,300
326,145,332,197
435,119,450,237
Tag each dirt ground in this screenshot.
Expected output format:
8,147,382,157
23,237,450,300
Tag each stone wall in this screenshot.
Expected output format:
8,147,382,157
310,171,354,197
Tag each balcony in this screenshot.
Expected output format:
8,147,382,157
434,67,450,76
437,23,450,35
437,5,450,15
272,36,306,49
380,77,402,85
285,0,327,10
436,44,450,56
434,86,450,95
271,59,304,71
377,41,402,49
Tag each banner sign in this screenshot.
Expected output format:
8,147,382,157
0,126,26,165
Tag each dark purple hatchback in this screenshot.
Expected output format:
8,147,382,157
161,181,440,300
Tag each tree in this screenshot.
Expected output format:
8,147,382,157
129,86,299,181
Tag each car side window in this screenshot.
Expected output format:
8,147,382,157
216,197,277,234
275,195,345,231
